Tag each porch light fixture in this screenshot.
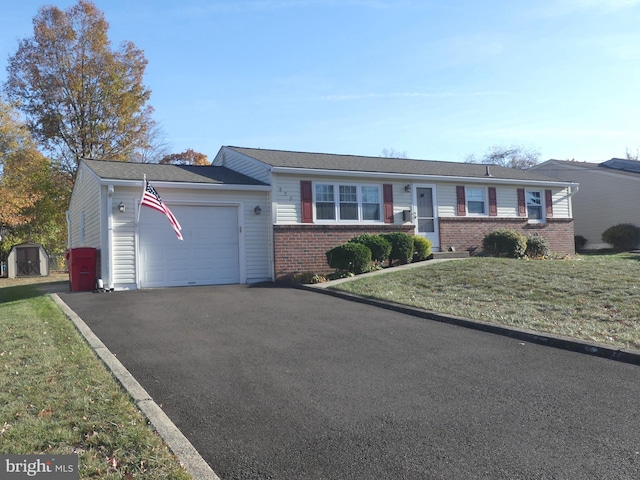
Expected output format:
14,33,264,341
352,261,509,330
118,202,126,213
254,205,262,215
404,184,411,193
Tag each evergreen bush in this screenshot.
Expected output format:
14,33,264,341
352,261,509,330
525,235,550,258
482,229,527,258
326,242,372,274
574,235,587,252
349,234,392,264
412,236,432,262
381,232,415,265
602,223,640,252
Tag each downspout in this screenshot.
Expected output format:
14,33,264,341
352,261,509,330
106,185,115,290
65,211,72,249
567,184,579,219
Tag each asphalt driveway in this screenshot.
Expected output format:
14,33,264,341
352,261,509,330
59,284,640,480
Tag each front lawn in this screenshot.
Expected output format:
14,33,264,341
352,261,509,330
0,281,192,479
332,253,640,350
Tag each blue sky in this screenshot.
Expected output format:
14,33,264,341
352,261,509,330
2,0,640,162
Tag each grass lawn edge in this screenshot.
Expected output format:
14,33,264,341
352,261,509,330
298,282,640,367
49,293,221,480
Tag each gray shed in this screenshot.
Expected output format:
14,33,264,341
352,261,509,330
7,242,50,278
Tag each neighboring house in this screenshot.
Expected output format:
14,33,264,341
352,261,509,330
531,158,640,250
67,147,577,290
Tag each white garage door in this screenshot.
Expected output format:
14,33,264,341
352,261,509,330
138,205,240,288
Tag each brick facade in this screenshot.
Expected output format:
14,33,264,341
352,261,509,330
439,217,575,256
273,218,575,280
273,224,414,279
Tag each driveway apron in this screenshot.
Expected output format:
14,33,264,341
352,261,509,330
59,284,640,480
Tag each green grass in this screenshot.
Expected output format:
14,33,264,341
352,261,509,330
0,282,192,479
333,253,640,350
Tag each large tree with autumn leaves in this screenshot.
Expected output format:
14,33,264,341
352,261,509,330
4,0,155,173
0,98,70,257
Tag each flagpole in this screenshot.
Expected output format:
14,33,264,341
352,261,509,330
136,174,146,225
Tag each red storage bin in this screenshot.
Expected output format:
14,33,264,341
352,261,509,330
67,248,97,292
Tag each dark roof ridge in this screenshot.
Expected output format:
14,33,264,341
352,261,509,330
227,145,480,166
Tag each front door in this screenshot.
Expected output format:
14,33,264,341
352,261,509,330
414,186,439,251
16,247,40,276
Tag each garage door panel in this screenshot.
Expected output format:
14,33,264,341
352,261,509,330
139,205,240,288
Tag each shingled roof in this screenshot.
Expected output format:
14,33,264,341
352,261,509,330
226,146,564,183
81,158,268,185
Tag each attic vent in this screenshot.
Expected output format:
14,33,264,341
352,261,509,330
485,165,492,177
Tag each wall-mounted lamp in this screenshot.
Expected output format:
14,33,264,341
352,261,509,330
118,202,126,213
254,205,262,215
404,184,411,193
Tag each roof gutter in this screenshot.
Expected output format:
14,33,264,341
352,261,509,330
270,166,578,188
97,179,271,191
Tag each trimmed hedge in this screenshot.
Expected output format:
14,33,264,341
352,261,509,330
349,234,392,263
326,242,372,274
602,223,640,252
482,229,527,258
381,232,415,265
525,235,550,258
413,236,432,262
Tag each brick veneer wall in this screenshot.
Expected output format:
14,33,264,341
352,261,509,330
273,224,414,279
439,217,575,256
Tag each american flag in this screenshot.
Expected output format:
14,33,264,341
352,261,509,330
140,179,183,240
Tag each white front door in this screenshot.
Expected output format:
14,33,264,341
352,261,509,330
414,185,439,251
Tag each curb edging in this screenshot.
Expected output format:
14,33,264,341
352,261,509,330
50,293,220,480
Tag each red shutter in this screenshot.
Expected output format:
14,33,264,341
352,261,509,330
300,180,313,223
488,187,497,216
456,186,466,216
517,188,526,216
383,184,394,223
545,190,553,218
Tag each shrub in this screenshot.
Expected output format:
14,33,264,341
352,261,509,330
349,234,392,264
525,235,550,259
381,232,415,265
482,229,527,258
413,236,432,262
602,223,640,252
326,242,372,274
291,271,327,284
574,235,587,252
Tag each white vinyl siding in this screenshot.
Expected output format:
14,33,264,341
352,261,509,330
108,186,271,289
213,148,272,184
438,183,572,219
67,164,101,248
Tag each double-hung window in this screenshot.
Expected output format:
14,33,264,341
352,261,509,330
466,187,486,215
314,183,381,222
315,184,335,220
526,190,543,221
